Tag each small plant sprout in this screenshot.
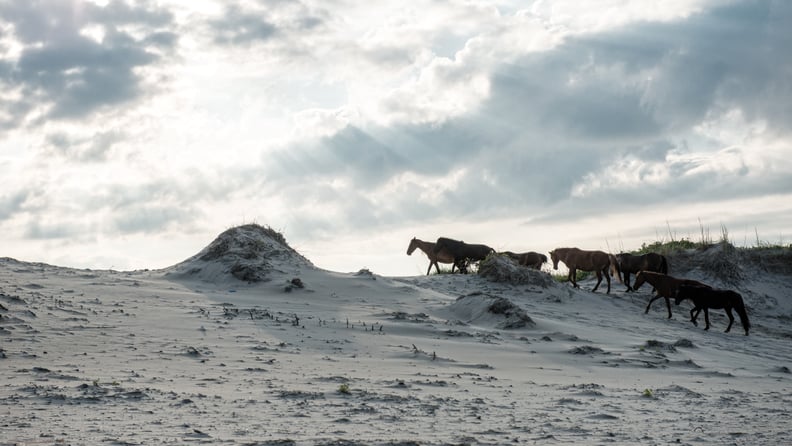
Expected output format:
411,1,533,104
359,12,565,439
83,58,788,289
338,383,351,395
642,388,654,398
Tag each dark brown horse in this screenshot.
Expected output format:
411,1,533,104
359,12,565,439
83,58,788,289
550,247,611,293
632,271,710,319
407,237,458,275
611,252,668,292
502,251,547,270
675,284,750,336
433,237,494,274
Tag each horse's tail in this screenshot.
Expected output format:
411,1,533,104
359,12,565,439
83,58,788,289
609,255,623,284
660,255,669,275
734,293,751,335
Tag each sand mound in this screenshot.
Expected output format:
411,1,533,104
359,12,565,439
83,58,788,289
667,243,792,286
667,243,743,285
447,292,535,329
478,254,553,288
164,224,313,283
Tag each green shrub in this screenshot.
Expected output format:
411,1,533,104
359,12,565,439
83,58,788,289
552,270,591,283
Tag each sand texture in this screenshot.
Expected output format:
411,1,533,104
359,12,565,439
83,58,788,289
2,226,791,445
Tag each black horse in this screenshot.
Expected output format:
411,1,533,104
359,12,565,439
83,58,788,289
433,237,494,274
611,252,668,292
675,284,750,336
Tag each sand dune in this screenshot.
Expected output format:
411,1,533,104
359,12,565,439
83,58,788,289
2,225,791,445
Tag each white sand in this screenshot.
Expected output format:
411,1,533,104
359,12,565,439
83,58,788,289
1,225,791,445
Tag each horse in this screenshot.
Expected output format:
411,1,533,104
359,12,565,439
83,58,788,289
632,271,710,319
549,247,611,293
433,237,494,274
675,284,750,336
407,237,458,275
502,251,547,270
611,252,668,292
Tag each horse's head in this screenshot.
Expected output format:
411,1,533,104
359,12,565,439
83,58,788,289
549,250,559,270
407,237,418,255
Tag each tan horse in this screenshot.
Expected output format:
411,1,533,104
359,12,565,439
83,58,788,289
632,271,710,319
550,247,611,293
502,251,547,270
407,237,457,275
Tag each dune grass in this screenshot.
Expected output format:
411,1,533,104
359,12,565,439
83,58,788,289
551,270,591,283
632,221,788,256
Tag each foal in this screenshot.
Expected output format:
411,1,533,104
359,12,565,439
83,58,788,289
632,271,710,319
675,284,750,336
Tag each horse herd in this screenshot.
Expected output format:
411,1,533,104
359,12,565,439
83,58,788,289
407,237,750,336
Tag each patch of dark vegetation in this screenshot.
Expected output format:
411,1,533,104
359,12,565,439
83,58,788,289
478,254,553,288
643,340,677,353
741,247,792,275
568,345,606,355
487,297,534,329
389,311,431,322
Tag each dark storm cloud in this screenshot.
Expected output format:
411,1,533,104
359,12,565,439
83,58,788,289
0,0,177,129
260,0,792,235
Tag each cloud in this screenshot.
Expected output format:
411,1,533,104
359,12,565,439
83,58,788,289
111,203,202,235
208,4,278,45
45,129,125,162
0,190,29,221
252,0,792,241
24,220,90,240
206,0,326,47
0,0,177,129
0,0,790,273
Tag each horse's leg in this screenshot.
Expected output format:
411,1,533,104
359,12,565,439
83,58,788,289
703,308,711,331
570,268,579,288
689,306,699,326
592,270,602,292
665,295,672,319
457,258,468,274
645,294,662,314
724,308,734,333
624,272,632,292
604,267,610,294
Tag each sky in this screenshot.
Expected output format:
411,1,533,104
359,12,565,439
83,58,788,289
1,0,791,276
